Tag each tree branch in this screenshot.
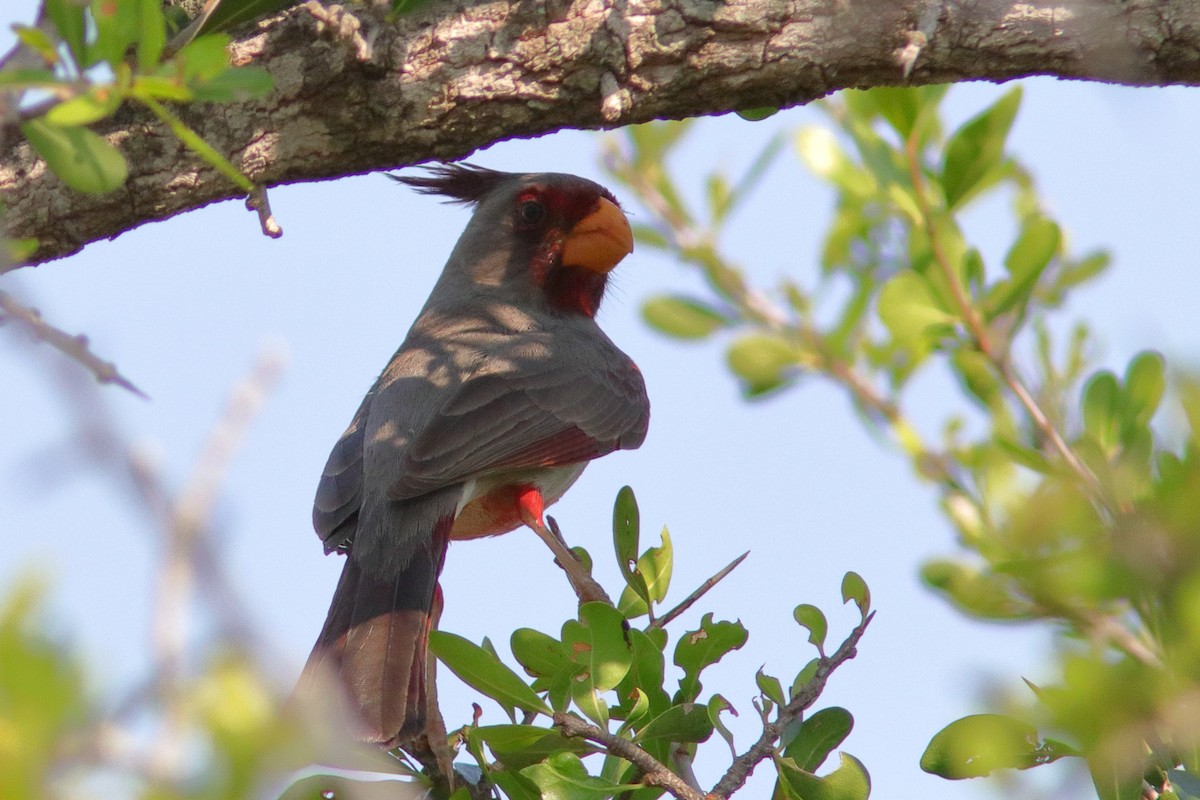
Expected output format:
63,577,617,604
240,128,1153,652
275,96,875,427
554,711,706,800
3,0,1199,265
709,611,874,798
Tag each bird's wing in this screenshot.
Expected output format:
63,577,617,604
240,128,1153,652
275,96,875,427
313,391,371,552
387,353,648,501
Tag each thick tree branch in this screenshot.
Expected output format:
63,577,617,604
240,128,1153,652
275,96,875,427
3,0,1199,265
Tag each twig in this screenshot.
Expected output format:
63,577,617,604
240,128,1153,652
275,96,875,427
652,551,749,630
709,612,874,799
901,132,1108,511
524,514,612,605
247,185,284,238
554,712,706,800
0,289,148,397
149,345,286,775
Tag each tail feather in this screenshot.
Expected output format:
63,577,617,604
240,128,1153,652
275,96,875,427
300,524,450,746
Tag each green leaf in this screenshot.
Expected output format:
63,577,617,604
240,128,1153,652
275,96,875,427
636,702,714,744
1124,351,1165,427
630,224,669,250
90,0,140,68
200,0,297,35
46,0,87,66
790,658,820,699
708,695,737,757
511,628,568,679
643,295,726,340
921,714,1055,779
785,707,854,772
776,752,871,800
471,724,594,771
793,604,828,651
45,87,124,127
176,34,234,82
428,631,551,717
627,120,692,166
737,106,779,121
865,85,950,141
189,66,274,102
563,602,633,693
756,668,786,706
727,333,798,396
12,25,59,64
841,572,871,618
920,560,1030,620
988,217,1060,317
138,95,254,192
877,270,954,352
22,118,128,194
136,0,167,70
707,173,735,222
491,769,543,800
951,348,1002,409
612,486,652,615
796,126,876,199
569,674,609,728
1082,370,1122,453
0,68,61,90
1088,754,1145,800
941,86,1022,209
131,75,193,102
521,752,638,800
674,614,748,702
996,437,1053,474
616,629,670,721
0,577,88,800
612,485,640,578
617,528,673,618
1005,216,1060,281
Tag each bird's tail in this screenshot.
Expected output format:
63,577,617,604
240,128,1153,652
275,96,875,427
299,533,449,747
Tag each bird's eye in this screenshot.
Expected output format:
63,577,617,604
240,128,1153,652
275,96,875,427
518,199,545,225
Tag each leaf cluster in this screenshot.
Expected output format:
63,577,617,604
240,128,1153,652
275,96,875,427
603,86,1200,799
419,488,873,800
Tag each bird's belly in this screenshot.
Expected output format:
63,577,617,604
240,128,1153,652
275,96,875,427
450,463,587,540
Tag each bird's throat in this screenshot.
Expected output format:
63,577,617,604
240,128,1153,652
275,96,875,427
542,265,608,318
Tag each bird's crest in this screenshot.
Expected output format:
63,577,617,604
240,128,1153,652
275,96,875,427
390,163,513,207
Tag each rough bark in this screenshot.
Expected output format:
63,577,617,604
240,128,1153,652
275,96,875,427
2,0,1198,265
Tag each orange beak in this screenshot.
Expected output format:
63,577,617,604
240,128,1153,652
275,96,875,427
561,197,634,274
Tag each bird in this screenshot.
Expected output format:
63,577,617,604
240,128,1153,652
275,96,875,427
297,163,650,748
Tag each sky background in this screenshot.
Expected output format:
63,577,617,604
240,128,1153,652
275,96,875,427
4,5,1200,799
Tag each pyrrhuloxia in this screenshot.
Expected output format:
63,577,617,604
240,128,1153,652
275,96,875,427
299,164,650,747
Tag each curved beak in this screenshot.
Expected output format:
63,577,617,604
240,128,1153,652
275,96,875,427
561,197,634,274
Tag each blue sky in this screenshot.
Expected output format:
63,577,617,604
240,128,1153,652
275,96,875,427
4,5,1200,798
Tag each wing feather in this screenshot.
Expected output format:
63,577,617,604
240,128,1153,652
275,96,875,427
389,359,647,501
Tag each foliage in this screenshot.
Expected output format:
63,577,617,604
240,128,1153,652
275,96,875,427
426,487,872,800
3,0,271,202
603,86,1200,799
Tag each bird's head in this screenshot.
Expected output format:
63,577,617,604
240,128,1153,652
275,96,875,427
394,164,634,318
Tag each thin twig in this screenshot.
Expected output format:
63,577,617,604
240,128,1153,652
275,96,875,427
526,515,612,605
247,185,284,238
0,289,148,397
709,612,874,799
652,551,749,630
150,346,286,775
554,712,706,800
901,132,1108,511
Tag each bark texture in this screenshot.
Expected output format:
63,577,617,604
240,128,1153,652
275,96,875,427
3,0,1199,265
